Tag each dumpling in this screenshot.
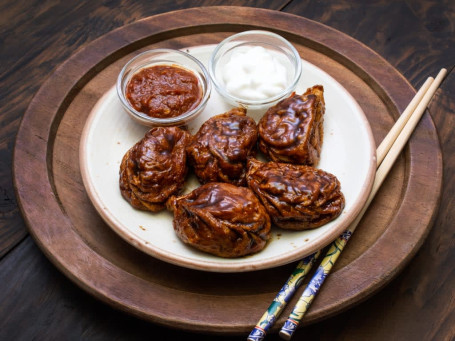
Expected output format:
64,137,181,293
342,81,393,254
119,126,191,211
246,158,344,230
167,182,271,257
186,107,257,186
258,85,325,166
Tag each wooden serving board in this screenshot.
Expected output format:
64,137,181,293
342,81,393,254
13,7,442,334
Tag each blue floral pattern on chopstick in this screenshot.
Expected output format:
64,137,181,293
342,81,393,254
247,251,320,341
279,231,352,340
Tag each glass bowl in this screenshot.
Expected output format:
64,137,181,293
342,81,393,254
209,30,302,110
117,48,211,127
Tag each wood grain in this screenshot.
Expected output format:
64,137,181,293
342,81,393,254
12,5,442,335
1,1,454,340
284,0,455,85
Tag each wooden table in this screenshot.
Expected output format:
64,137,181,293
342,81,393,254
1,1,454,340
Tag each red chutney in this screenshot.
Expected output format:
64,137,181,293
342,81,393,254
126,64,202,118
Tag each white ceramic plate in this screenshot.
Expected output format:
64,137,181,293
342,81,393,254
80,45,376,272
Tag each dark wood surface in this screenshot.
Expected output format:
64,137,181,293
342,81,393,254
1,1,454,340
11,5,442,334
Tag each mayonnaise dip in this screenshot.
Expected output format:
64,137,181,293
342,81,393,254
220,46,289,101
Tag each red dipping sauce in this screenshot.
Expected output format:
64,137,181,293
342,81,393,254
125,65,202,118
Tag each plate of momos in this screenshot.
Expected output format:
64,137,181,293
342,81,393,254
80,44,376,272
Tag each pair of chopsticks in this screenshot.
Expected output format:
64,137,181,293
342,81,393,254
247,68,447,341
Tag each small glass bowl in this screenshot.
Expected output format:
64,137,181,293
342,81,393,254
117,49,211,127
209,30,302,110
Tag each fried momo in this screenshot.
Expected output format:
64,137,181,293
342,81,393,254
186,107,257,186
167,182,271,258
119,126,191,212
258,85,325,166
246,158,344,230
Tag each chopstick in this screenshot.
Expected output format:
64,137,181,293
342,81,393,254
247,68,447,341
247,251,321,341
278,68,447,340
375,77,434,166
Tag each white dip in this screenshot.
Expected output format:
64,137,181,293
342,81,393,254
220,46,289,101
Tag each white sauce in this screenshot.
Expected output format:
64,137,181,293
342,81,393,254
220,46,289,101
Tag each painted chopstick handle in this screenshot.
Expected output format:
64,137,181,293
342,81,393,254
247,251,320,341
279,231,352,340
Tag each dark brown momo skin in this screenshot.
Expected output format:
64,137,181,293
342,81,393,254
258,85,325,166
246,158,345,230
167,182,271,258
186,107,257,186
119,126,191,212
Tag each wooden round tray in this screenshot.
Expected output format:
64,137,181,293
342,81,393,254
13,7,442,334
